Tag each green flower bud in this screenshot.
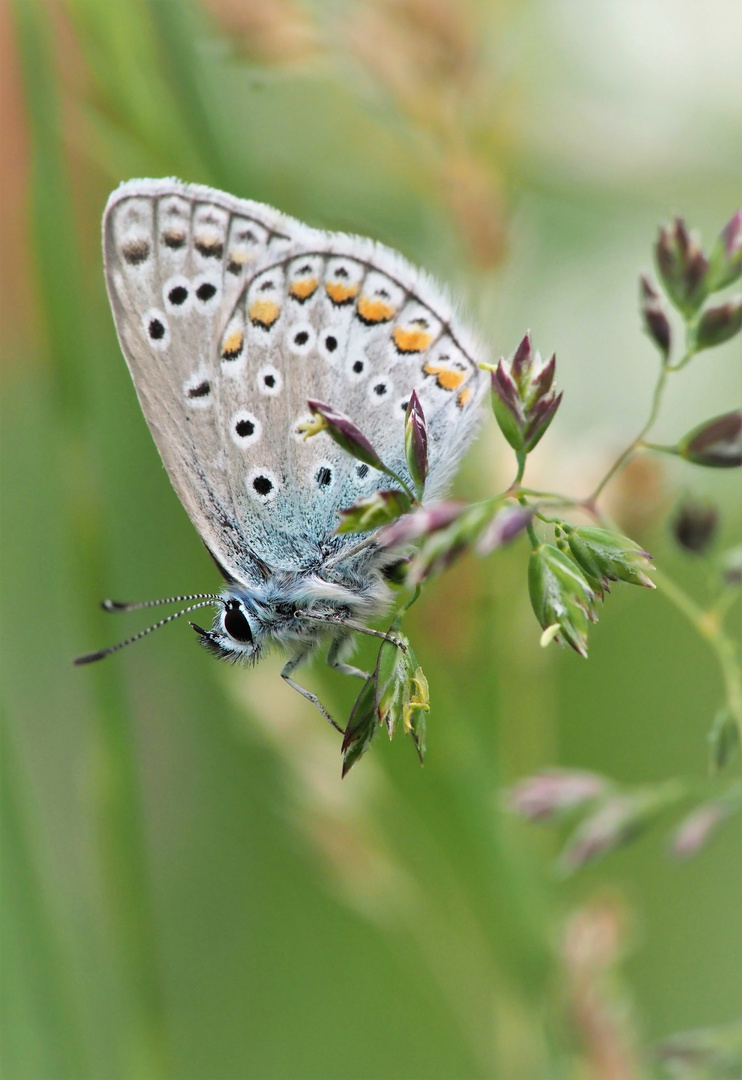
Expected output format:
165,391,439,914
341,675,378,778
563,525,655,589
528,543,599,658
341,630,429,775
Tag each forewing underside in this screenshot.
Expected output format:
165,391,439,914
104,179,488,582
104,179,298,582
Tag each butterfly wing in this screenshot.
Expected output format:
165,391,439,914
104,178,302,582
104,179,488,584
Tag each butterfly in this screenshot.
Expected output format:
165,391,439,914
76,178,487,728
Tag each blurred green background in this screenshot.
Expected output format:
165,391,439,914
2,1,741,1077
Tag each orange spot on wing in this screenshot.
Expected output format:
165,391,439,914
357,296,395,324
290,277,318,301
457,387,472,408
221,330,244,359
394,326,434,354
326,281,359,305
423,361,466,390
249,300,280,328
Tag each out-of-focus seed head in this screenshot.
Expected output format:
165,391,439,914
378,501,465,548
507,769,607,821
671,801,735,859
640,274,672,359
559,782,684,872
693,296,742,350
475,503,532,556
655,217,709,315
706,208,742,291
671,499,719,554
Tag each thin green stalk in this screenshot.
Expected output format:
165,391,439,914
14,5,169,1075
590,361,671,501
653,568,742,738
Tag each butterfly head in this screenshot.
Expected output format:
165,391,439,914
191,597,263,663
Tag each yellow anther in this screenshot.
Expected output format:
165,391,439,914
403,667,430,732
297,414,327,441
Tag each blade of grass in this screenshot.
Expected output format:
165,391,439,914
13,3,170,1076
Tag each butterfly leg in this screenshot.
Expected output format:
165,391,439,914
281,652,344,733
326,635,370,681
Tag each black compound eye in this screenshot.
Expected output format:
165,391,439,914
223,602,253,643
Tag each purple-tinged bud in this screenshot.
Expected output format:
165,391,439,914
564,525,655,589
671,799,737,859
672,499,718,554
640,274,672,359
655,218,709,315
529,351,556,398
405,501,496,585
404,390,428,497
491,362,524,450
490,335,561,453
528,544,599,658
678,410,742,468
523,390,563,453
510,332,532,388
336,489,412,534
507,769,607,821
306,399,386,471
693,296,742,350
706,208,742,291
476,502,532,555
377,501,465,548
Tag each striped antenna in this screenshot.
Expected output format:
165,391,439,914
73,599,222,665
101,593,222,612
